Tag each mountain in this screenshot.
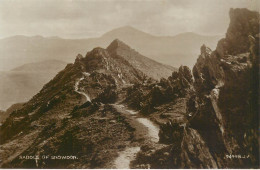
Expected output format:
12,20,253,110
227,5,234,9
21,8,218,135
0,26,222,71
0,8,258,169
0,37,175,111
102,27,223,67
0,60,67,110
102,26,155,40
0,39,174,168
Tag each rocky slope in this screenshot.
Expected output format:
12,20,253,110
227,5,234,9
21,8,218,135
0,39,173,168
0,39,174,111
107,39,176,80
0,8,258,169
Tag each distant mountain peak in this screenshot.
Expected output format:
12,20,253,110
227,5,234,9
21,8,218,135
101,25,153,39
106,39,132,52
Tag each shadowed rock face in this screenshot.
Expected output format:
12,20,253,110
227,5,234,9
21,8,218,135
180,8,259,168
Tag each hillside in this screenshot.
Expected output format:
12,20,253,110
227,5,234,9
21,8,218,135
0,39,175,111
0,39,164,168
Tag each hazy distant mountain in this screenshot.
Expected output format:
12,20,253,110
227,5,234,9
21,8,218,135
101,26,155,40
0,60,67,110
11,59,67,72
0,26,223,71
101,26,223,68
0,26,221,109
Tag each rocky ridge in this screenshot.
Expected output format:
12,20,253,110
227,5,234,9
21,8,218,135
0,39,173,168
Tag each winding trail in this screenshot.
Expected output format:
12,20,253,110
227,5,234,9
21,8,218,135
74,72,91,102
111,104,160,169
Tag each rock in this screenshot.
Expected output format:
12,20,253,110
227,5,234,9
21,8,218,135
159,120,184,144
216,8,259,57
178,66,193,87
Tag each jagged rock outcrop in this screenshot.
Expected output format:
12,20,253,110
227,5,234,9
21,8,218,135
189,8,259,168
183,8,259,168
216,8,259,56
123,65,193,114
137,8,259,169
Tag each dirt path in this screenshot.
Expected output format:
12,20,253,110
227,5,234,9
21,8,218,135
136,118,159,142
74,72,91,102
113,146,140,169
111,104,160,169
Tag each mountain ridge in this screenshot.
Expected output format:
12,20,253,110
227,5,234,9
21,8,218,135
11,59,67,72
1,26,222,40
0,27,222,71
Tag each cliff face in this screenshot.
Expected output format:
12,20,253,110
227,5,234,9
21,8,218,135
175,8,259,168
133,8,259,169
190,8,259,168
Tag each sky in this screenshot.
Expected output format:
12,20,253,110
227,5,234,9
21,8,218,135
0,0,259,39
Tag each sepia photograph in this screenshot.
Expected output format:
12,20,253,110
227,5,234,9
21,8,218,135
0,0,259,169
